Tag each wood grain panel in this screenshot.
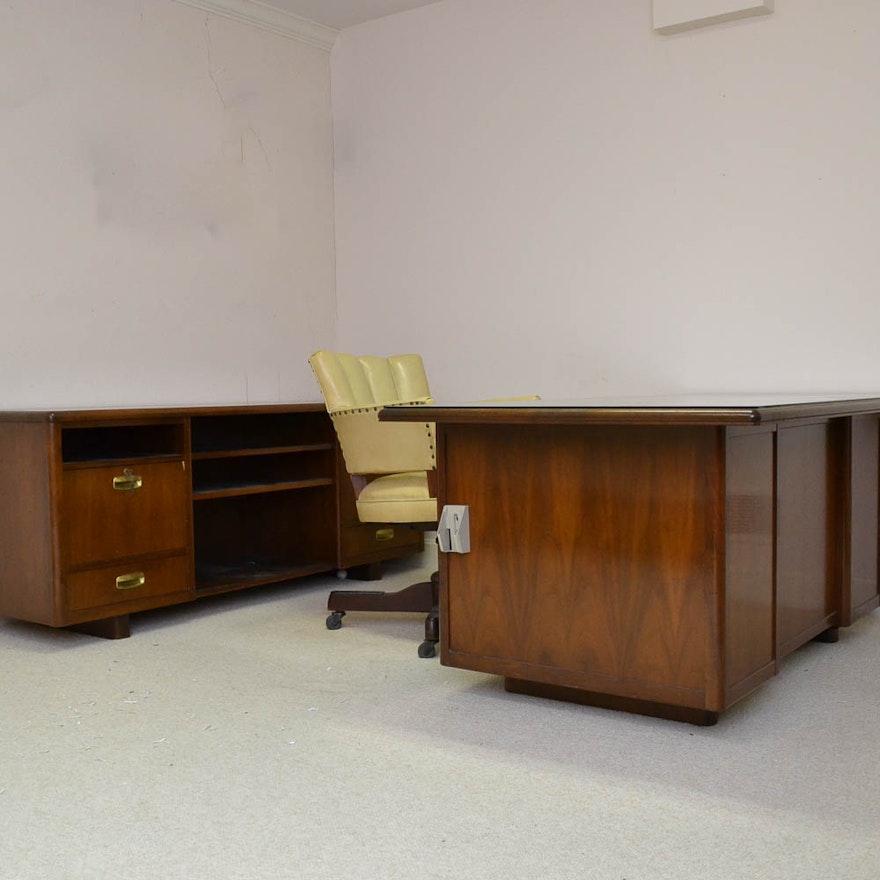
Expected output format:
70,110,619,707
0,404,418,637
841,415,880,623
66,552,190,614
62,460,190,568
724,428,775,700
0,420,57,624
440,424,720,707
776,421,839,655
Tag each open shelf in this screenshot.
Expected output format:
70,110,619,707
190,411,333,455
195,559,333,595
191,448,334,498
191,486,336,594
190,411,337,600
62,422,185,464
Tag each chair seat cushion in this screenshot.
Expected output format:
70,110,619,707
356,472,438,524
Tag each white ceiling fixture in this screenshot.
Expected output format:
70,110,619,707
175,0,443,50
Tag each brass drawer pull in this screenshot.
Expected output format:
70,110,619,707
116,572,146,591
112,471,143,492
375,528,395,542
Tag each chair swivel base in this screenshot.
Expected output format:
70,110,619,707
326,572,439,658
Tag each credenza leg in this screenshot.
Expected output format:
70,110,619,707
67,615,131,640
343,562,383,581
813,626,840,643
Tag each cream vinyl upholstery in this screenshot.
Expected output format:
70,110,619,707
309,351,438,524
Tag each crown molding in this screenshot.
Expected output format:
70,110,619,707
174,0,338,50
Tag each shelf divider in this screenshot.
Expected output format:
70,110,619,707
192,477,333,501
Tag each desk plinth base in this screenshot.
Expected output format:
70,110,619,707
504,678,719,727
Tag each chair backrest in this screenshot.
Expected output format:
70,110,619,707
309,351,436,477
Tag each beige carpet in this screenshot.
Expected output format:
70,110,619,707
1,548,879,879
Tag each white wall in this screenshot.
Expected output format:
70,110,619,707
0,0,335,408
331,0,880,400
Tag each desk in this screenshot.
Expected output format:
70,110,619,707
383,395,880,724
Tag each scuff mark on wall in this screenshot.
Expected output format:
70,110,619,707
249,126,272,171
86,135,257,236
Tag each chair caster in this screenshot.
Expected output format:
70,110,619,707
326,611,345,630
417,640,437,659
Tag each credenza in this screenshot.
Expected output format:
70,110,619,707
0,404,421,638
383,393,880,724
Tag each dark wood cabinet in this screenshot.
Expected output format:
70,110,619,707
0,403,422,638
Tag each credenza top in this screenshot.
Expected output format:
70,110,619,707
0,402,326,423
381,393,880,427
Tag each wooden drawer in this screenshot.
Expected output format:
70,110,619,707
63,460,190,567
340,523,423,560
66,553,191,613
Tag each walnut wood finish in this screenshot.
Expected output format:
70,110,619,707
383,396,880,723
63,460,190,569
416,394,880,426
439,424,722,711
841,415,880,624
775,421,840,656
66,553,191,613
0,419,56,625
723,426,775,703
0,404,422,637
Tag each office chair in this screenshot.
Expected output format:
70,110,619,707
309,350,440,658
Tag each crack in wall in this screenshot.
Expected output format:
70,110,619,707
202,15,272,173
204,16,226,109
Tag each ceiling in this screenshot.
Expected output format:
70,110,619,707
259,0,444,31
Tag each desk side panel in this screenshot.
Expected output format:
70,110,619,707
841,415,879,624
440,424,719,710
0,420,58,624
776,420,840,656
724,428,776,704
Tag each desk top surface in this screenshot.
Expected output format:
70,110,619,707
382,393,880,426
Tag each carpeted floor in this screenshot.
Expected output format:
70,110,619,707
1,548,879,879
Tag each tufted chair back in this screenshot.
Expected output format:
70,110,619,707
309,351,437,524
